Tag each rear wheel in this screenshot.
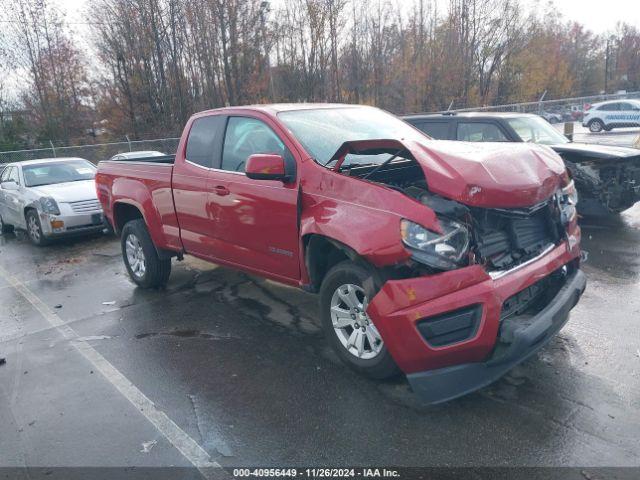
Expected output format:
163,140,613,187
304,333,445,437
26,210,49,246
121,219,171,288
319,260,399,379
588,119,604,132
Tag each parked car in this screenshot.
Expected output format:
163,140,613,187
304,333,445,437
109,151,170,161
96,104,586,404
404,112,640,215
582,99,640,132
538,111,563,124
0,158,105,245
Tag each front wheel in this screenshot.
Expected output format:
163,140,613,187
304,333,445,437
121,219,171,288
319,260,400,379
26,210,49,246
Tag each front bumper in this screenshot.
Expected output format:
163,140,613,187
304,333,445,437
40,211,105,238
367,239,584,404
407,269,585,404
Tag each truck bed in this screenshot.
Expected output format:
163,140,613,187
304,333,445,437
96,159,181,251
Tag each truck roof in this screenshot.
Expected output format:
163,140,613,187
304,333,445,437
196,103,364,116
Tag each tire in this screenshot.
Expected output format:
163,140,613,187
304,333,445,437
588,119,604,133
0,214,13,234
319,260,400,379
121,219,171,288
26,210,49,246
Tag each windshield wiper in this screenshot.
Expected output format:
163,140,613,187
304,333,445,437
360,149,405,181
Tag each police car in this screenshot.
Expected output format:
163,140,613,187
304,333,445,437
582,99,640,132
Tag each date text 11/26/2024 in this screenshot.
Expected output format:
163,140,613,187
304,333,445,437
232,468,400,478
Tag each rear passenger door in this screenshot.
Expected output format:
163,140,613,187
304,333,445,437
173,114,226,257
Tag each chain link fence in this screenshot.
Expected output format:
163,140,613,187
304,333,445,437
450,91,640,115
2,92,640,164
0,138,180,165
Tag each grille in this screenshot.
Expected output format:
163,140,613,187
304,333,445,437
69,199,102,213
472,202,561,271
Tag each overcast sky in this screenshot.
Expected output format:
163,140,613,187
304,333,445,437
53,0,640,36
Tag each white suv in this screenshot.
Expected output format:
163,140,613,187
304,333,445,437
582,99,640,132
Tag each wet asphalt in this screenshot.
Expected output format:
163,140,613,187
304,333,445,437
1,203,640,470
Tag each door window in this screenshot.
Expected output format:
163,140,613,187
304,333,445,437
7,167,20,185
456,122,508,142
0,166,12,183
221,117,287,173
185,115,226,168
598,103,620,111
414,121,450,139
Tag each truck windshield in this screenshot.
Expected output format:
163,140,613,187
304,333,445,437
23,160,97,187
507,116,569,145
278,107,426,166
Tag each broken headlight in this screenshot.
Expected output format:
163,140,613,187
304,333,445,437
557,180,578,224
39,197,60,215
400,218,470,270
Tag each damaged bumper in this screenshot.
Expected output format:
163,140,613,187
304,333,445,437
367,240,585,404
406,269,585,404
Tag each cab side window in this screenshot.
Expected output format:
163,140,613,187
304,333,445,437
221,117,289,173
185,115,226,168
457,122,508,142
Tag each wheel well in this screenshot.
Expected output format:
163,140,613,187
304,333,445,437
113,203,143,234
24,206,38,222
304,235,359,292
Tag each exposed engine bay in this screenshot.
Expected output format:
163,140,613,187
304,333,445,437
345,158,565,273
564,157,640,215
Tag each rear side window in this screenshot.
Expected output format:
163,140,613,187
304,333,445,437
457,122,508,142
413,121,450,139
185,115,225,168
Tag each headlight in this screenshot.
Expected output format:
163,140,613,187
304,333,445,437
557,180,578,224
400,218,470,270
39,197,60,215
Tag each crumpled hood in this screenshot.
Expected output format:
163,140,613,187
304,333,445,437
406,139,566,208
551,142,640,160
30,180,98,203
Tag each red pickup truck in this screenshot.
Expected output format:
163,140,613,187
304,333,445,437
96,104,586,403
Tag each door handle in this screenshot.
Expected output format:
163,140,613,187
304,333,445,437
214,185,230,196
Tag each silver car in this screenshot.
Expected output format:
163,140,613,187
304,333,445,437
0,157,105,245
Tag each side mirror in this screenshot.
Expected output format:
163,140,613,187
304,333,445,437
1,181,19,191
245,154,289,181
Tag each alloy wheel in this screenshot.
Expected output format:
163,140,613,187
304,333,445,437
125,233,146,279
28,215,41,242
330,283,383,360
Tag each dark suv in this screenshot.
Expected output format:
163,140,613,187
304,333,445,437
404,112,640,216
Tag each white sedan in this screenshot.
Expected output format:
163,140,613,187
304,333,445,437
0,158,105,246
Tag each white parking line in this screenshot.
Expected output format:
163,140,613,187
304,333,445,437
0,264,222,478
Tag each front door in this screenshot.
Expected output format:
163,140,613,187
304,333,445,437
208,116,300,281
0,166,23,226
